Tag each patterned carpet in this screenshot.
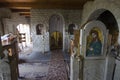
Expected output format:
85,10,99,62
46,50,68,80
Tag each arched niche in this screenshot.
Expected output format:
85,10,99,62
88,9,119,45
49,14,64,34
68,24,75,35
81,0,120,44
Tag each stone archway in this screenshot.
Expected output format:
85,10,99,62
88,9,119,37
81,0,120,32
79,1,120,80
81,0,120,55
49,14,65,50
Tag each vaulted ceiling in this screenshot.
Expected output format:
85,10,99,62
0,0,94,17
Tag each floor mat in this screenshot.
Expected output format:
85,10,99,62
46,50,68,80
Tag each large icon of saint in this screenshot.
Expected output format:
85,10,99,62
86,28,102,56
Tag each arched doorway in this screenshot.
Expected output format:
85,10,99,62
49,14,64,50
50,31,63,50
16,24,31,51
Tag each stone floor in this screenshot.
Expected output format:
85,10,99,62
18,49,70,80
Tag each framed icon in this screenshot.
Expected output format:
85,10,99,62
80,20,108,59
36,24,44,35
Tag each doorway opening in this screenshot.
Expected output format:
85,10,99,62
50,31,63,50
49,14,64,51
16,24,32,52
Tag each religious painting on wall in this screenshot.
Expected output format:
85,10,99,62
36,24,44,35
86,27,103,57
68,24,75,35
50,31,63,50
80,20,108,59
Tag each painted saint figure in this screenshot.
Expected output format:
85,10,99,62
86,30,102,56
36,24,43,35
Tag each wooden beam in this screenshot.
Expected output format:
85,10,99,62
10,8,30,12
19,12,30,16
0,2,86,9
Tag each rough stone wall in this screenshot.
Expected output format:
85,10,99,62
0,8,28,80
0,8,11,80
3,13,28,34
3,18,15,34
81,0,120,80
11,13,28,25
81,0,120,30
0,8,12,80
31,9,82,52
0,9,28,35
0,8,11,35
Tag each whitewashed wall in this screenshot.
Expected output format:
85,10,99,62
31,9,82,52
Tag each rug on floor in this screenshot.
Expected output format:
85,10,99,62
46,50,68,80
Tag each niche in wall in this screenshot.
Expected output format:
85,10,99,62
36,24,44,35
68,23,76,35
97,10,119,45
88,9,119,45
49,14,64,50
